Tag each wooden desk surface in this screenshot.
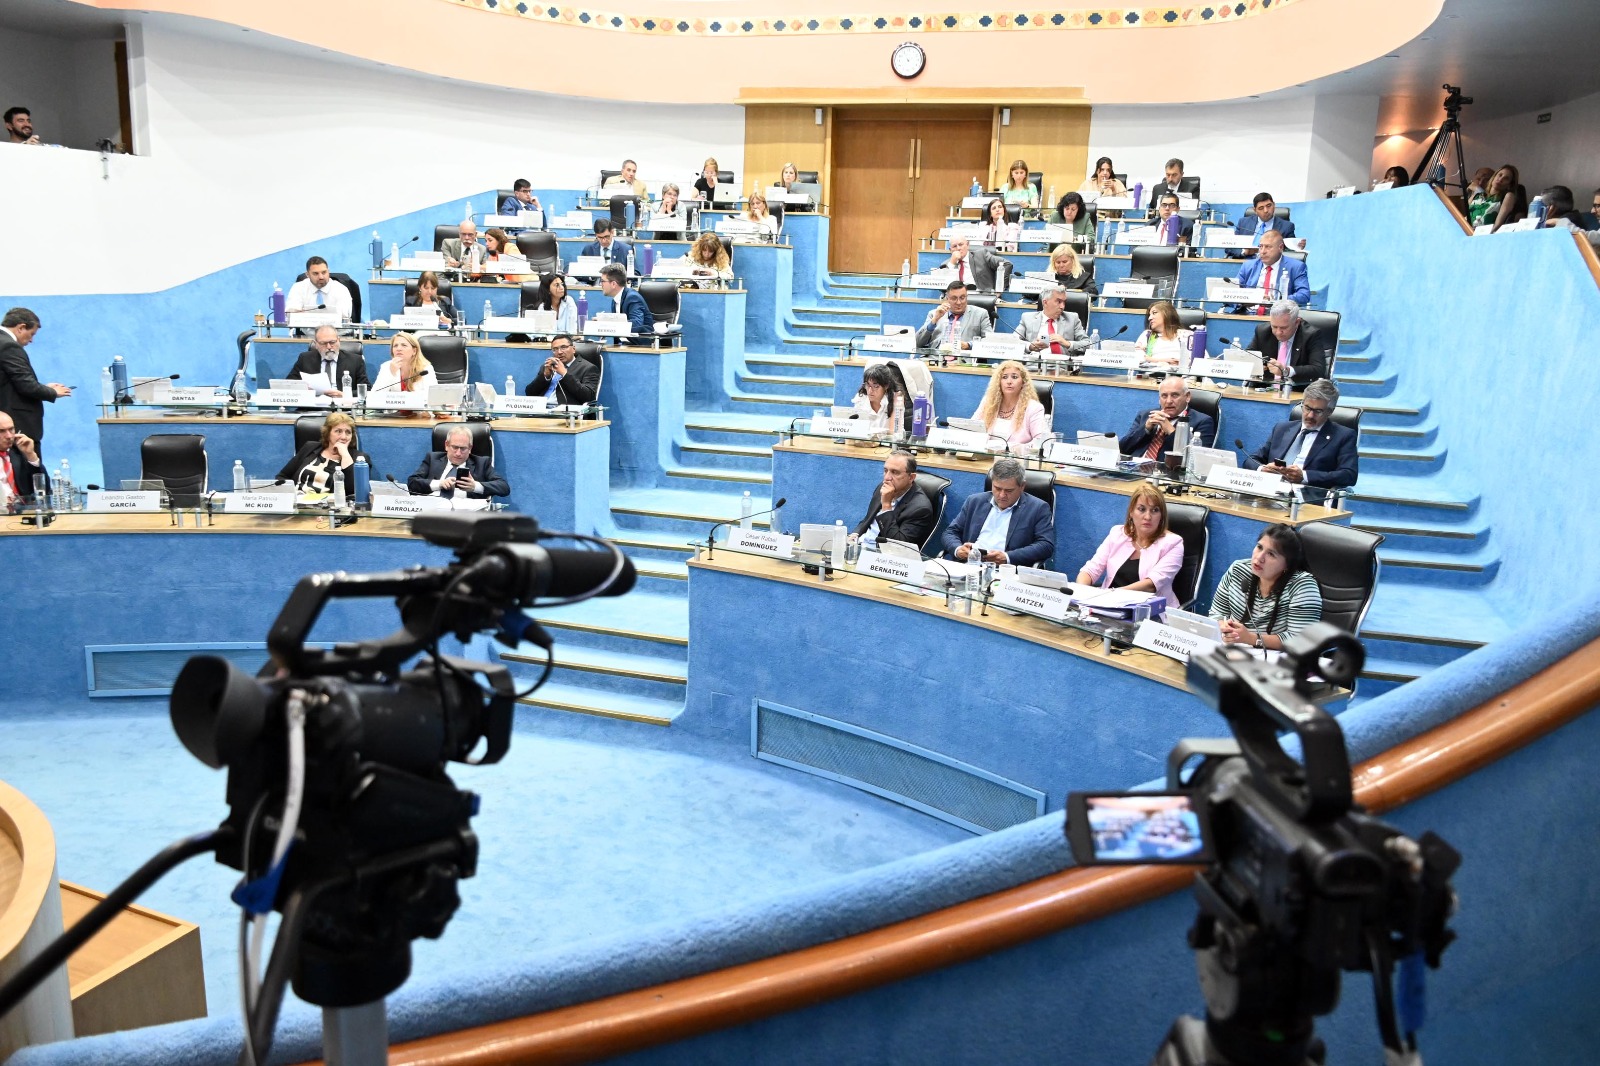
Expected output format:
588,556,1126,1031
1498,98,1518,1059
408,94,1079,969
97,413,610,435
0,512,420,538
773,435,1346,526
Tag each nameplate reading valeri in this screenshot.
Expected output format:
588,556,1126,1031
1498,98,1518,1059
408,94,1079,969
223,493,297,514
1204,465,1288,496
1133,620,1219,663
856,552,924,585
992,578,1070,621
372,495,453,517
728,528,795,558
86,490,162,512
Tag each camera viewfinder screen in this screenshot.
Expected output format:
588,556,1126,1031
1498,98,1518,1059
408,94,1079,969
1085,794,1206,862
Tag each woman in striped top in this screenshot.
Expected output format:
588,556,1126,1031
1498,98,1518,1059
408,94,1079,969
1208,523,1322,650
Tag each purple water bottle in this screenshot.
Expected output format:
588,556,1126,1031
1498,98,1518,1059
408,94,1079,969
575,290,588,330
1132,181,1144,214
912,391,930,437
1190,325,1207,363
269,282,286,325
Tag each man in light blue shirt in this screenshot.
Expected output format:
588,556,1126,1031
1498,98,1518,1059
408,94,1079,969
940,457,1056,567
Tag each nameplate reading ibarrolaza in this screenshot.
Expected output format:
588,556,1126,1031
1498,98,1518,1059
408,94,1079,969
85,490,162,513
1204,465,1289,497
371,495,454,517
992,578,1070,621
856,551,925,585
728,528,795,559
222,493,297,514
1133,619,1219,663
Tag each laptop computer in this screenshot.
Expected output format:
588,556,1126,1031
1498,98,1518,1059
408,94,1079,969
427,384,466,407
1164,607,1224,643
945,416,987,434
1187,446,1237,479
798,523,842,553
1076,431,1120,451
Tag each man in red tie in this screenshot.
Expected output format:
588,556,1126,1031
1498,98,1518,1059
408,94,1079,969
1014,285,1089,358
0,411,47,504
938,237,1004,291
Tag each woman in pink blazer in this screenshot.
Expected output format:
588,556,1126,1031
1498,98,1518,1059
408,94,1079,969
1075,483,1186,608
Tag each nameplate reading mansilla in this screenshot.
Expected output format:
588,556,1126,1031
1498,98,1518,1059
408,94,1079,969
992,579,1070,621
728,528,795,558
1133,620,1219,663
85,491,161,513
856,552,925,585
1204,466,1288,497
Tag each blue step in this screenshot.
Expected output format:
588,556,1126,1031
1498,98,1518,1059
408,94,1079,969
735,372,835,399
662,465,772,494
1376,547,1500,588
609,528,698,565
1344,397,1428,428
529,643,687,701
1346,474,1478,521
1359,584,1512,650
1357,446,1446,476
1359,419,1440,448
610,487,772,537
723,391,829,417
1334,370,1398,400
674,441,773,474
745,353,838,380
683,410,789,448
512,680,684,727
1350,515,1488,555
1360,634,1477,671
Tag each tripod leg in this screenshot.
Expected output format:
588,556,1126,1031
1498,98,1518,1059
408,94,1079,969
323,1000,389,1066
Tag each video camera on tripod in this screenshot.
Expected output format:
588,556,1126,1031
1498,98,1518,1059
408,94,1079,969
1065,624,1460,1066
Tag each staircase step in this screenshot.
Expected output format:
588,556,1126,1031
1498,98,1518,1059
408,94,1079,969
1347,474,1476,514
610,487,773,528
730,393,825,408
1358,656,1425,685
1360,584,1513,648
611,532,697,561
683,411,791,436
816,292,886,303
531,591,688,645
514,681,683,727
739,373,835,389
664,465,773,486
634,559,689,583
680,442,773,459
505,643,686,684
746,354,840,370
1351,516,1486,554
786,322,863,334
795,306,879,318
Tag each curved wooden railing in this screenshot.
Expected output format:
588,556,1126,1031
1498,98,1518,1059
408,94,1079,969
1433,184,1473,236
0,780,74,1058
1433,181,1600,284
285,636,1600,1066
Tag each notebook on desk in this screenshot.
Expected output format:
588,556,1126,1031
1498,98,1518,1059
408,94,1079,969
268,378,311,391
945,416,987,435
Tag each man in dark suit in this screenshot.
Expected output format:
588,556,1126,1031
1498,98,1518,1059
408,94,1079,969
1244,379,1358,505
407,426,510,500
853,450,934,551
579,219,633,265
1248,302,1329,387
288,326,369,397
1152,192,1194,245
597,263,654,343
1230,192,1297,257
940,457,1055,567
1119,377,1216,458
525,334,600,405
0,307,70,459
938,237,1006,291
0,411,47,502
1145,158,1188,215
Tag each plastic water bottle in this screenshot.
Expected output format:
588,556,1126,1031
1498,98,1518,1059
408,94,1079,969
232,460,247,492
900,258,911,283
483,299,493,326
964,566,980,615
912,391,930,437
100,366,114,405
111,355,128,401
341,371,352,397
388,242,399,267
575,291,588,328
641,243,654,276
626,247,637,276
269,282,286,325
1089,328,1101,352
831,520,846,571
465,199,474,221
504,374,516,397
332,468,346,510
1528,195,1547,227
970,177,981,197
231,369,249,404
624,200,637,232
1046,184,1056,216
353,456,370,506
51,465,64,511
739,491,754,529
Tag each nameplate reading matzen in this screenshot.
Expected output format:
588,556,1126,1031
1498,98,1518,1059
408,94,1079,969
923,427,994,453
1077,349,1143,370
1133,619,1219,663
856,551,925,585
1204,465,1289,496
372,495,453,517
256,388,331,408
223,493,297,514
1044,442,1123,471
728,528,796,558
492,395,550,415
1101,281,1155,299
811,415,874,439
86,490,162,512
992,578,1070,621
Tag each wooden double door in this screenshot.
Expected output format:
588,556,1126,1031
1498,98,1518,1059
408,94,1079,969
830,108,993,276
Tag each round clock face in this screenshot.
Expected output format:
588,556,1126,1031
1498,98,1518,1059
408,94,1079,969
891,41,925,79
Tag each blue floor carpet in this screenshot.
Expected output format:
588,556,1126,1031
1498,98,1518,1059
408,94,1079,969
0,703,966,1020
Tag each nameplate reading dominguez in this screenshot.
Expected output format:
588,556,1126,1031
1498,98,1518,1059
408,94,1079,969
728,528,796,558
1204,465,1289,497
222,493,297,514
1133,619,1219,663
371,494,453,517
85,490,162,513
856,551,925,585
992,578,1070,621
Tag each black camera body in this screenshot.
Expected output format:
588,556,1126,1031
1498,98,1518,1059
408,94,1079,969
1066,624,1460,1066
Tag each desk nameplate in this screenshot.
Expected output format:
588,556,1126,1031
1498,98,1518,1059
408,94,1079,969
256,389,331,408
728,528,795,558
222,493,298,514
856,552,924,585
992,578,1071,621
1101,281,1155,299
371,495,452,517
1204,465,1288,496
86,490,162,513
1133,620,1218,663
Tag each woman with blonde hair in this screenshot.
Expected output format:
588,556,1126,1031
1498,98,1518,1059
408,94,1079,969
694,157,721,199
742,189,780,237
1049,243,1097,295
1076,482,1186,607
372,332,436,395
685,232,733,288
972,359,1049,451
276,411,367,495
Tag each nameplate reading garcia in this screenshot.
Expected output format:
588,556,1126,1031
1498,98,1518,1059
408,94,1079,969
85,490,162,512
855,552,924,584
992,578,1070,621
728,528,795,558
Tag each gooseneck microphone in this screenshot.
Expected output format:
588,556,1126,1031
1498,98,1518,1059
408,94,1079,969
705,497,787,559
117,373,180,403
937,418,1011,456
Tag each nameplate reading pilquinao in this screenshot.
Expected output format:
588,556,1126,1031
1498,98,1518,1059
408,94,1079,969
992,578,1070,621
85,491,162,513
856,552,925,585
1133,620,1219,663
728,528,795,558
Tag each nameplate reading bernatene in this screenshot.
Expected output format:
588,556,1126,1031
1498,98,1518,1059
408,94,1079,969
728,528,796,558
1133,619,1219,663
371,495,453,517
1094,195,1137,211
856,551,925,585
992,578,1071,621
1117,227,1163,246
85,490,162,513
1204,465,1289,496
222,493,298,514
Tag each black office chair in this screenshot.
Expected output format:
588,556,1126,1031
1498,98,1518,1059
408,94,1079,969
598,169,620,188
1177,176,1201,199
140,434,207,506
768,201,785,234
984,469,1055,508
235,330,253,380
1164,501,1211,609
494,189,517,211
967,292,999,321
1185,389,1222,447
1113,172,1128,186
1175,308,1207,332
796,170,819,184
1298,523,1383,634
337,339,365,366
1298,309,1342,374
609,195,642,232
514,232,560,275
1004,205,1023,225
292,414,364,457
418,334,468,385
433,225,460,253
639,280,682,328
1129,246,1180,297
574,341,605,411
519,281,544,314
1029,171,1045,200
430,421,494,464
719,236,734,266
1063,291,1091,333
1289,401,1362,434
1274,206,1292,221
293,271,363,322
716,169,734,184
404,278,452,306
1033,379,1053,415
912,472,952,557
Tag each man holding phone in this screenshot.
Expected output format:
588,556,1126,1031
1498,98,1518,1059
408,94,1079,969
0,307,71,462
